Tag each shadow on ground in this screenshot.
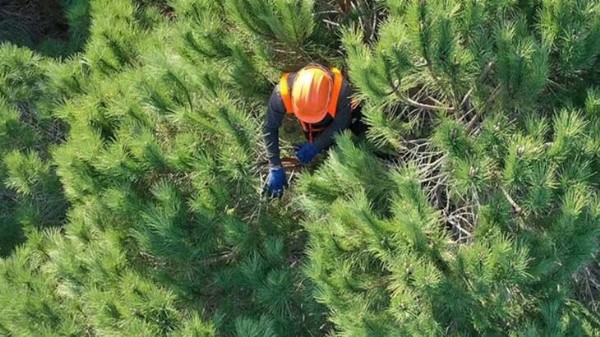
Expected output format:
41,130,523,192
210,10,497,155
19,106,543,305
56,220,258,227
0,0,90,57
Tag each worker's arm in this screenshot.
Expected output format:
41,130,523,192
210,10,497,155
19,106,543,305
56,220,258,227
313,80,353,151
264,86,287,167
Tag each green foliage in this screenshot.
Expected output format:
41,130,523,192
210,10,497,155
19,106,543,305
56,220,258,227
0,45,48,103
2,0,329,334
0,46,68,256
0,228,216,336
1,0,599,336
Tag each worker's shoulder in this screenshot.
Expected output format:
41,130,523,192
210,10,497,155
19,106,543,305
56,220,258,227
273,71,296,94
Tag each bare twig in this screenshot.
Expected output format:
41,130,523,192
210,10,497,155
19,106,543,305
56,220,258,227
406,97,455,111
427,96,444,106
420,173,447,184
500,187,523,215
460,89,473,108
467,85,501,131
322,19,341,27
445,216,473,237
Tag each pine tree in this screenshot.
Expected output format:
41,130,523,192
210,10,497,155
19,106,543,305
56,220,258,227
0,0,599,336
2,0,329,335
299,0,600,335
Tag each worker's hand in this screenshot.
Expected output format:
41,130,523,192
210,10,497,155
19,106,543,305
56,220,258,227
264,166,287,198
294,143,319,164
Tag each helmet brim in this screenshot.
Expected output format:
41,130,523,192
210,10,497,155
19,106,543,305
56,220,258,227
293,109,328,124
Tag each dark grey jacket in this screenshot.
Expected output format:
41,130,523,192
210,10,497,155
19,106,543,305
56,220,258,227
264,72,353,166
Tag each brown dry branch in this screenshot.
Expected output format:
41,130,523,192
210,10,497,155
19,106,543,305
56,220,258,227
334,0,352,13
500,186,523,215
467,85,501,132
393,135,478,243
573,263,600,314
406,97,455,111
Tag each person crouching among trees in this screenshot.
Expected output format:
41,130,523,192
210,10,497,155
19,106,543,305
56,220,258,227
263,63,366,198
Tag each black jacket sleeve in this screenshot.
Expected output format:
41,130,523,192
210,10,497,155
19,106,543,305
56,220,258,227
263,85,286,167
313,80,353,151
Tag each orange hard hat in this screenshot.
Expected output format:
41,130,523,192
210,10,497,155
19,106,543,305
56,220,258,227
291,65,333,124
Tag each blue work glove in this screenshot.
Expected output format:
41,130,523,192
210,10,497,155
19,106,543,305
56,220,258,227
294,142,319,164
265,166,287,198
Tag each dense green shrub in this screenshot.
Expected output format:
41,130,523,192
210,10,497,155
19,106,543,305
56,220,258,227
0,0,598,336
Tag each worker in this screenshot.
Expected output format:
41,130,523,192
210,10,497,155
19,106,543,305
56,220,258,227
263,63,366,198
